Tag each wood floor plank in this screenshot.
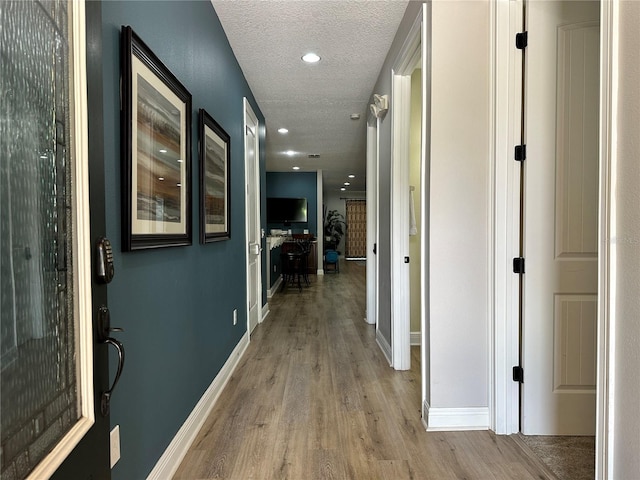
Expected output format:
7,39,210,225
173,262,552,480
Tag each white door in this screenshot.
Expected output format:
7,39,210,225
244,99,261,335
523,0,600,435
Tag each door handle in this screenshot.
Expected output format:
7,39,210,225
249,243,262,255
97,306,125,416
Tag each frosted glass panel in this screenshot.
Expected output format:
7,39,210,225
1,1,79,477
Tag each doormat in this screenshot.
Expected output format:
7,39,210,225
517,434,595,480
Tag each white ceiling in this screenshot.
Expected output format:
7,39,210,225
211,0,410,193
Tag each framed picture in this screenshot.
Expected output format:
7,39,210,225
120,26,192,251
199,109,231,242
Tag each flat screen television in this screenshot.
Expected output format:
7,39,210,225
267,197,308,224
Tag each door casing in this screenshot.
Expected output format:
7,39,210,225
244,98,262,335
389,9,423,372
492,0,615,476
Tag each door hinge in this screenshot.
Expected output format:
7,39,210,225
515,144,527,162
513,365,524,383
516,32,528,50
513,257,525,274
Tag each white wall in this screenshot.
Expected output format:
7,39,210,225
612,2,640,476
428,0,491,412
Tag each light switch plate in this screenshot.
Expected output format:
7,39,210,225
110,425,121,468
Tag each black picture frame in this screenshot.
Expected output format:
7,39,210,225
199,109,231,243
120,26,192,251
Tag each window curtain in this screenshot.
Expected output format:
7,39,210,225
345,199,366,258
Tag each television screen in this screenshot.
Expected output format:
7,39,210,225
267,197,308,223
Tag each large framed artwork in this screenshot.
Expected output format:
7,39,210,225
120,26,192,251
199,109,230,242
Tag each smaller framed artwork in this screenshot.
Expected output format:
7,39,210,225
120,26,192,251
199,109,230,243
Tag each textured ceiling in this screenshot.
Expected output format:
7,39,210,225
211,0,409,193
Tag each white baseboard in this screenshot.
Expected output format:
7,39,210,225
410,331,421,346
422,400,489,431
147,332,249,480
267,275,283,298
376,329,392,366
261,303,270,323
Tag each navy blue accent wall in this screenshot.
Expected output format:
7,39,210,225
101,3,265,478
266,172,317,236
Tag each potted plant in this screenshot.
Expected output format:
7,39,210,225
323,209,346,250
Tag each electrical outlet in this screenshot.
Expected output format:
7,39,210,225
110,425,121,468
233,309,237,326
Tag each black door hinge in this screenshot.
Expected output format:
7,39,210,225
513,366,524,383
516,32,528,50
513,257,525,274
515,144,527,161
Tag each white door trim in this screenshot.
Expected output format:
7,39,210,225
491,0,522,436
595,0,617,477
28,2,95,477
366,116,378,325
390,8,423,371
243,98,261,335
419,2,431,415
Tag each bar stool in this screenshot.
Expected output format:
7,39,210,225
281,251,304,291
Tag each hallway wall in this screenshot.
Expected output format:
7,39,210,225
427,0,491,414
101,3,265,478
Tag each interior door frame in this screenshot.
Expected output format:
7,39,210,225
243,98,262,334
366,115,378,326
390,8,424,371
492,0,615,476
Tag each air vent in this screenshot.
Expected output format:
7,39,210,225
308,154,320,158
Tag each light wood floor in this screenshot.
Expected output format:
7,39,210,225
174,261,550,480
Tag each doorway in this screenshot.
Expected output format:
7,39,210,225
244,99,261,335
390,8,427,372
1,1,112,478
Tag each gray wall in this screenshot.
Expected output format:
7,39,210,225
101,3,265,478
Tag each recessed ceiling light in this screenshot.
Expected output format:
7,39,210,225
176,183,182,187
348,174,355,178
308,154,320,158
292,166,300,170
350,113,360,120
278,128,289,134
159,149,167,153
158,177,165,181
340,187,346,191
285,150,296,156
344,182,350,186
302,52,321,63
